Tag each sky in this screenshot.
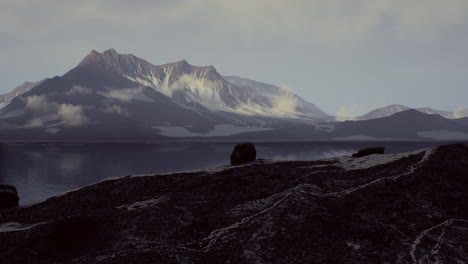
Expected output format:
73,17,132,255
1,0,468,116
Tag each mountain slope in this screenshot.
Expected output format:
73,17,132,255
224,75,328,119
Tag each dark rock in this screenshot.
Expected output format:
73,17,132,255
352,146,385,158
230,142,256,165
0,184,19,209
12,215,100,263
0,144,467,263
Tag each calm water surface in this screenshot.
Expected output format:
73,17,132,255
0,141,453,205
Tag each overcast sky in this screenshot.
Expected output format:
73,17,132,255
1,0,468,116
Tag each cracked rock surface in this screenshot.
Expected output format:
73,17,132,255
0,144,467,263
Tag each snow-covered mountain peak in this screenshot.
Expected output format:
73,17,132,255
33,49,328,121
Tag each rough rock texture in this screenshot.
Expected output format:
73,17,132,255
352,146,385,158
230,143,256,165
0,184,19,209
0,144,467,263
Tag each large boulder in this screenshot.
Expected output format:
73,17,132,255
352,147,385,158
230,143,256,165
0,184,19,209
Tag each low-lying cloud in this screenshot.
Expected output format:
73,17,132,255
273,85,299,115
23,95,89,126
102,102,131,117
57,104,89,125
99,87,154,103
66,85,93,95
335,104,360,121
25,95,55,113
453,107,468,118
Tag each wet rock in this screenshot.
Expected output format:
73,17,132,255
0,184,19,209
230,143,256,165
352,146,385,158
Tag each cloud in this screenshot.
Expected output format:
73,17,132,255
170,74,222,103
66,85,93,95
57,104,89,125
99,87,154,102
453,107,468,118
2,0,468,44
23,95,90,126
335,104,360,121
102,103,131,117
24,95,55,113
273,85,299,115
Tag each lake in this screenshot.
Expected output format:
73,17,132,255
0,141,454,205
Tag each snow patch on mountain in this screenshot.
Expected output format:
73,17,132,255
332,135,378,141
153,124,271,137
417,130,468,140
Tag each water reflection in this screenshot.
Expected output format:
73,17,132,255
0,141,449,205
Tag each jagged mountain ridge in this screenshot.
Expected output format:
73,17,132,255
0,49,327,140
76,49,326,119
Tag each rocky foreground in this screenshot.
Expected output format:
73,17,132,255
1,144,468,263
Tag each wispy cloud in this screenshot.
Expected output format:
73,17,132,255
335,104,360,121
273,85,299,115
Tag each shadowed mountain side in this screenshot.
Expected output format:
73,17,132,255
0,144,467,263
454,117,468,127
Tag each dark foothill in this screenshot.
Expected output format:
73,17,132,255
352,147,385,158
0,184,19,209
230,143,256,165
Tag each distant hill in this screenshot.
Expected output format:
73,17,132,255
356,104,457,120
330,109,468,140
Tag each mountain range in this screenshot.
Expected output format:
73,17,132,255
0,49,467,141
